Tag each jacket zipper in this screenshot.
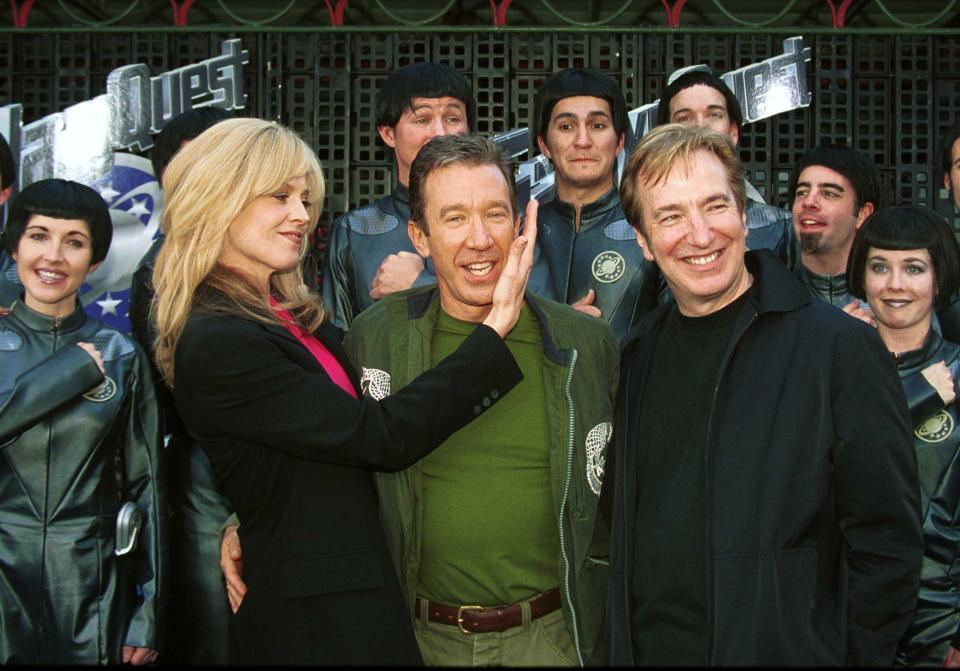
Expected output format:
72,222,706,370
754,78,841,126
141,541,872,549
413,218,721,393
558,348,584,666
39,315,63,652
703,308,758,665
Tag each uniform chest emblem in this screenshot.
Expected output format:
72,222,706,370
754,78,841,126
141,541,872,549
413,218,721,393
586,422,612,495
83,376,117,403
360,367,391,400
591,251,625,284
916,410,954,443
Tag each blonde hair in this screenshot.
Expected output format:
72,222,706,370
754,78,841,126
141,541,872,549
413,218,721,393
619,123,746,237
152,117,326,386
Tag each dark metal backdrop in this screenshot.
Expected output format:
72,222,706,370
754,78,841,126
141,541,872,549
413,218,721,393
2,30,959,232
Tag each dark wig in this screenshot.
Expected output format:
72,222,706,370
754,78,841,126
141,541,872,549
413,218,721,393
375,62,476,131
0,131,15,190
151,106,235,180
788,144,884,212
533,68,629,141
5,179,112,265
847,205,960,311
656,69,743,130
940,118,960,179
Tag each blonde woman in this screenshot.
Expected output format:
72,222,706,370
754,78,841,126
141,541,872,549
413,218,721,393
152,118,534,665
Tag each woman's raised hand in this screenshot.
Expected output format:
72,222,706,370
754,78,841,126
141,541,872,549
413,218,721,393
482,199,538,338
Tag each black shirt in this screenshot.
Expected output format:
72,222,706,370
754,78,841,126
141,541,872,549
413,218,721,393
630,290,749,665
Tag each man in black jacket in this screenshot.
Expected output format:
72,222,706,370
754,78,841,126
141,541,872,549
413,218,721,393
604,123,923,665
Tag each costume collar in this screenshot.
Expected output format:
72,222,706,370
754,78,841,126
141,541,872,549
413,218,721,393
12,298,88,334
893,327,941,374
547,185,621,227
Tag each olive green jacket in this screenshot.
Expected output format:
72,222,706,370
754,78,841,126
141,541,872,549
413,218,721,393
344,287,619,666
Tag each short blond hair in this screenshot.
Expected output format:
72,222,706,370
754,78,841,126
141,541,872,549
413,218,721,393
152,117,326,386
619,124,746,236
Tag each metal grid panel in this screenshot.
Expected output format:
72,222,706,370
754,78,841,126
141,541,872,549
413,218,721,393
395,34,429,69
895,35,933,207
259,33,284,122
694,34,732,73
132,33,169,73
0,35,11,103
350,73,387,164
510,72,544,145
512,33,551,73
814,35,852,143
621,34,642,110
772,107,811,209
55,35,91,108
354,34,392,72
350,164,392,207
170,33,212,70
588,33,621,73
20,34,55,74
19,75,55,121
474,33,508,72
553,33,589,71
665,34,694,76
735,35,775,200
853,77,890,166
474,70,509,136
433,33,472,72
643,34,665,106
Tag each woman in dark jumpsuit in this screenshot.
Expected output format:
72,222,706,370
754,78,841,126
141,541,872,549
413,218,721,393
848,205,960,667
0,180,163,665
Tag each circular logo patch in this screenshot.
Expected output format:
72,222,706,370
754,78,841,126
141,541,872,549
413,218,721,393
83,376,117,403
915,410,954,443
591,251,625,284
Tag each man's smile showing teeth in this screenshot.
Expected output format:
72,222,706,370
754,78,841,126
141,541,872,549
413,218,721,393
683,249,722,266
465,262,494,276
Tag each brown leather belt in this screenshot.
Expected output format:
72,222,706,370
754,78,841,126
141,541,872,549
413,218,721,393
414,589,562,634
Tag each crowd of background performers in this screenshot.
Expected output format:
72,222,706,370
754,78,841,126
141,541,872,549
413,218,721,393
3,60,960,667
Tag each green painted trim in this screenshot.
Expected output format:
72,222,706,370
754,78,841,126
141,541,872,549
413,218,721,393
873,0,959,27
54,0,142,27
0,25,956,35
538,0,636,27
214,0,300,26
370,0,460,26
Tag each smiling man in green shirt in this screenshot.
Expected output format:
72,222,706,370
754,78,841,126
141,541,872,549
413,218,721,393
221,133,618,666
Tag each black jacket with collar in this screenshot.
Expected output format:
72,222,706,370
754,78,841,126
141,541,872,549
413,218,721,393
173,291,522,665
605,249,923,666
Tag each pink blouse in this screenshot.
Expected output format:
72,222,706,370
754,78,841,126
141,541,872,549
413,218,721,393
273,305,358,399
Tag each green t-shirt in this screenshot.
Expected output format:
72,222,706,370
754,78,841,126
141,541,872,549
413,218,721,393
415,305,559,606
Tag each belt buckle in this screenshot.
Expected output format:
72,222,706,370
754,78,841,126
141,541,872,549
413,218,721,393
456,604,483,634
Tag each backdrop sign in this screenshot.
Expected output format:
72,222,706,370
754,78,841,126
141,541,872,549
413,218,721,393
0,39,248,332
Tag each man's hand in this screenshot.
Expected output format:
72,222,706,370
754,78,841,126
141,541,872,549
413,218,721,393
571,289,602,318
122,646,158,665
76,342,106,374
369,251,424,299
220,525,247,613
922,360,957,406
482,199,539,338
945,645,960,667
842,299,877,328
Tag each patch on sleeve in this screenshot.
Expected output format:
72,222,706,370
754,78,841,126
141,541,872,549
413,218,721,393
360,367,391,400
89,329,135,362
348,206,399,236
603,218,636,241
0,328,23,351
586,421,612,495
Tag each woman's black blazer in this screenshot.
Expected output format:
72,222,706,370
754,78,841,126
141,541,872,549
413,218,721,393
173,305,521,665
